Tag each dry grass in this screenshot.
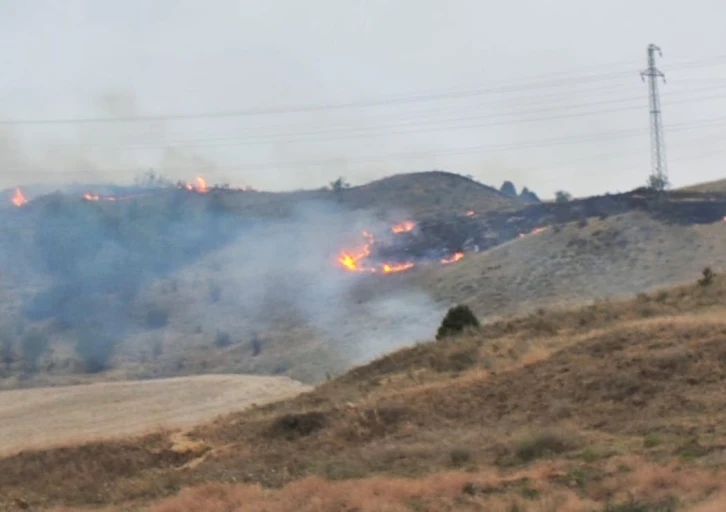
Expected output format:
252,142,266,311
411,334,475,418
1,274,726,510
142,458,726,511
0,374,309,455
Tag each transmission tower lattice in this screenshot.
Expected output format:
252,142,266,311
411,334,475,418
641,43,668,191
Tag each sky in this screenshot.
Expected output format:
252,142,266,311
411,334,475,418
1,0,726,199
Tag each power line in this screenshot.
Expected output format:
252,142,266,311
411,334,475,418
4,54,726,126
28,83,726,151
0,124,723,178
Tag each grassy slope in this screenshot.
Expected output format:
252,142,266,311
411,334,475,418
0,171,518,388
680,178,726,193
338,170,520,217
38,210,726,387
3,274,726,511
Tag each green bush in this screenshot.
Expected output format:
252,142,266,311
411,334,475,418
436,305,480,340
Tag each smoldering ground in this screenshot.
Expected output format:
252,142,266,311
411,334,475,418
0,189,445,376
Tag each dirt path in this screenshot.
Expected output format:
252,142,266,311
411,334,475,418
0,374,310,454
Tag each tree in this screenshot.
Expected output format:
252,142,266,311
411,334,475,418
134,169,173,189
554,190,572,203
329,177,350,193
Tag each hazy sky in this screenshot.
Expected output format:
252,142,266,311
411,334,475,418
2,0,726,198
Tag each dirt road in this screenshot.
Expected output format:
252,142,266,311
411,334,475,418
0,374,310,453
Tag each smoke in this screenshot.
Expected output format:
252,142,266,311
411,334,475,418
0,188,444,376
187,199,445,366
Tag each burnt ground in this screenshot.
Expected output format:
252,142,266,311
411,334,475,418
370,189,726,264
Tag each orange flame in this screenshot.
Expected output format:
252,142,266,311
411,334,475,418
382,262,415,273
11,188,28,207
337,232,376,272
441,252,464,264
465,210,475,217
182,176,210,193
518,226,549,238
83,193,119,202
392,221,416,234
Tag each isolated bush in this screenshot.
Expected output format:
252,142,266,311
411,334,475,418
436,305,480,340
250,332,261,356
698,266,715,287
75,331,118,373
20,328,50,371
0,338,15,366
145,306,170,329
214,330,232,348
515,431,572,462
555,190,572,203
449,448,472,467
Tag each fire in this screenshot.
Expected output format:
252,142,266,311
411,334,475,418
382,262,415,273
182,176,210,193
337,230,416,274
465,210,475,217
83,193,119,202
391,221,416,234
337,232,376,272
519,226,549,238
11,188,28,207
441,252,464,264
336,219,468,274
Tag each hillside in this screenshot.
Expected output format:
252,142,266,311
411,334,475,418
336,171,522,217
1,273,725,510
2,177,726,388
680,178,726,193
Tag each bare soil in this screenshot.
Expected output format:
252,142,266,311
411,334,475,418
0,374,309,455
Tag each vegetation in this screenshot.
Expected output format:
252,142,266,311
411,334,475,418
20,328,49,371
698,266,715,287
214,330,233,348
555,189,573,203
436,304,480,340
0,276,725,510
74,331,119,373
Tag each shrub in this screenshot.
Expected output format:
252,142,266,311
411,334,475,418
20,328,50,371
0,337,15,366
515,431,572,462
214,330,232,348
250,332,261,356
436,305,480,340
555,190,572,203
449,448,472,467
145,306,169,329
698,266,715,287
75,331,119,373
